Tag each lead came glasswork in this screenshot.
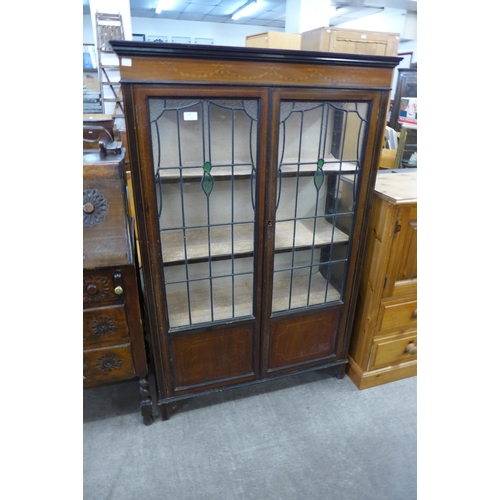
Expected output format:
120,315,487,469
314,158,325,191
201,161,214,197
149,98,259,329
272,100,368,313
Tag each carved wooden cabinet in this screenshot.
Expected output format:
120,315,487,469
347,169,417,389
83,152,153,425
111,41,401,420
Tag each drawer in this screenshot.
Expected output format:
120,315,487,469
377,298,417,335
83,305,129,348
83,344,135,385
370,332,417,370
83,269,125,308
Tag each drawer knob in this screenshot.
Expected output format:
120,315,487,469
114,285,124,295
86,284,99,295
405,342,417,355
83,363,88,380
83,202,95,214
412,309,417,318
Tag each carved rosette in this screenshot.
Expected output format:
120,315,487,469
88,315,117,339
83,276,111,303
96,354,123,372
83,188,109,227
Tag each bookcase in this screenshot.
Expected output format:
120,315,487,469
111,41,401,419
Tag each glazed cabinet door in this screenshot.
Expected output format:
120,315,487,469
262,89,385,376
130,86,269,396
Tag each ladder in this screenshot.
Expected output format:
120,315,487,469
95,12,124,119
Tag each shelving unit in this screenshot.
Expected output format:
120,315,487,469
95,12,125,119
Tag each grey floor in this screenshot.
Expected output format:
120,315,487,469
83,371,417,500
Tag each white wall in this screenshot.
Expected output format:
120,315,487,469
83,14,281,47
84,9,416,60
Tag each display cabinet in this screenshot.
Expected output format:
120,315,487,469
83,152,153,425
347,169,417,389
389,68,417,133
111,41,401,419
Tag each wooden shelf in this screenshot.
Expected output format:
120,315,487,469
158,156,357,183
160,218,348,264
166,273,341,328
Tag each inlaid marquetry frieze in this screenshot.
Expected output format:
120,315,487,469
120,57,392,88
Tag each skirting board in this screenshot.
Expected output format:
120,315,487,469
346,355,417,390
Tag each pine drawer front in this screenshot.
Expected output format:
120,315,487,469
377,298,417,336
83,345,135,385
83,306,129,349
370,333,417,370
83,269,125,308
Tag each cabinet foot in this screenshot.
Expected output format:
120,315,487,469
336,364,346,379
326,364,346,379
138,377,154,426
160,401,183,420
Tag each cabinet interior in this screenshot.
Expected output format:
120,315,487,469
146,97,368,329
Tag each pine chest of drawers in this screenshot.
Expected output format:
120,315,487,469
347,169,417,389
83,153,153,424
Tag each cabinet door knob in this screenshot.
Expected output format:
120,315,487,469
114,285,124,295
405,342,417,355
83,202,95,214
412,309,417,318
83,363,88,380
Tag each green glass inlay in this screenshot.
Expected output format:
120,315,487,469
201,162,214,196
314,158,324,190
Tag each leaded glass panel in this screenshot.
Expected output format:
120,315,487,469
272,101,369,312
149,98,259,328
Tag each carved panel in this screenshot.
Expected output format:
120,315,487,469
83,188,109,227
88,315,117,339
96,353,123,372
83,275,112,303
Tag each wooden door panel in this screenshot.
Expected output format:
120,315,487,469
383,204,417,298
170,325,257,392
266,308,341,373
396,217,417,282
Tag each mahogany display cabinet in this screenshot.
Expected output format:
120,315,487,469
110,41,401,420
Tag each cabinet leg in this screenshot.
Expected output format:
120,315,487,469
160,401,180,421
160,403,172,421
138,377,154,426
326,364,346,379
336,364,346,379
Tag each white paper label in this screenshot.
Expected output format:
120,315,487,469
184,112,198,121
121,58,132,67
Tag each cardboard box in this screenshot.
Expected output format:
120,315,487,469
398,97,417,125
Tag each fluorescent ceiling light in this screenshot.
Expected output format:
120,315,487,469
156,0,175,14
232,0,259,21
